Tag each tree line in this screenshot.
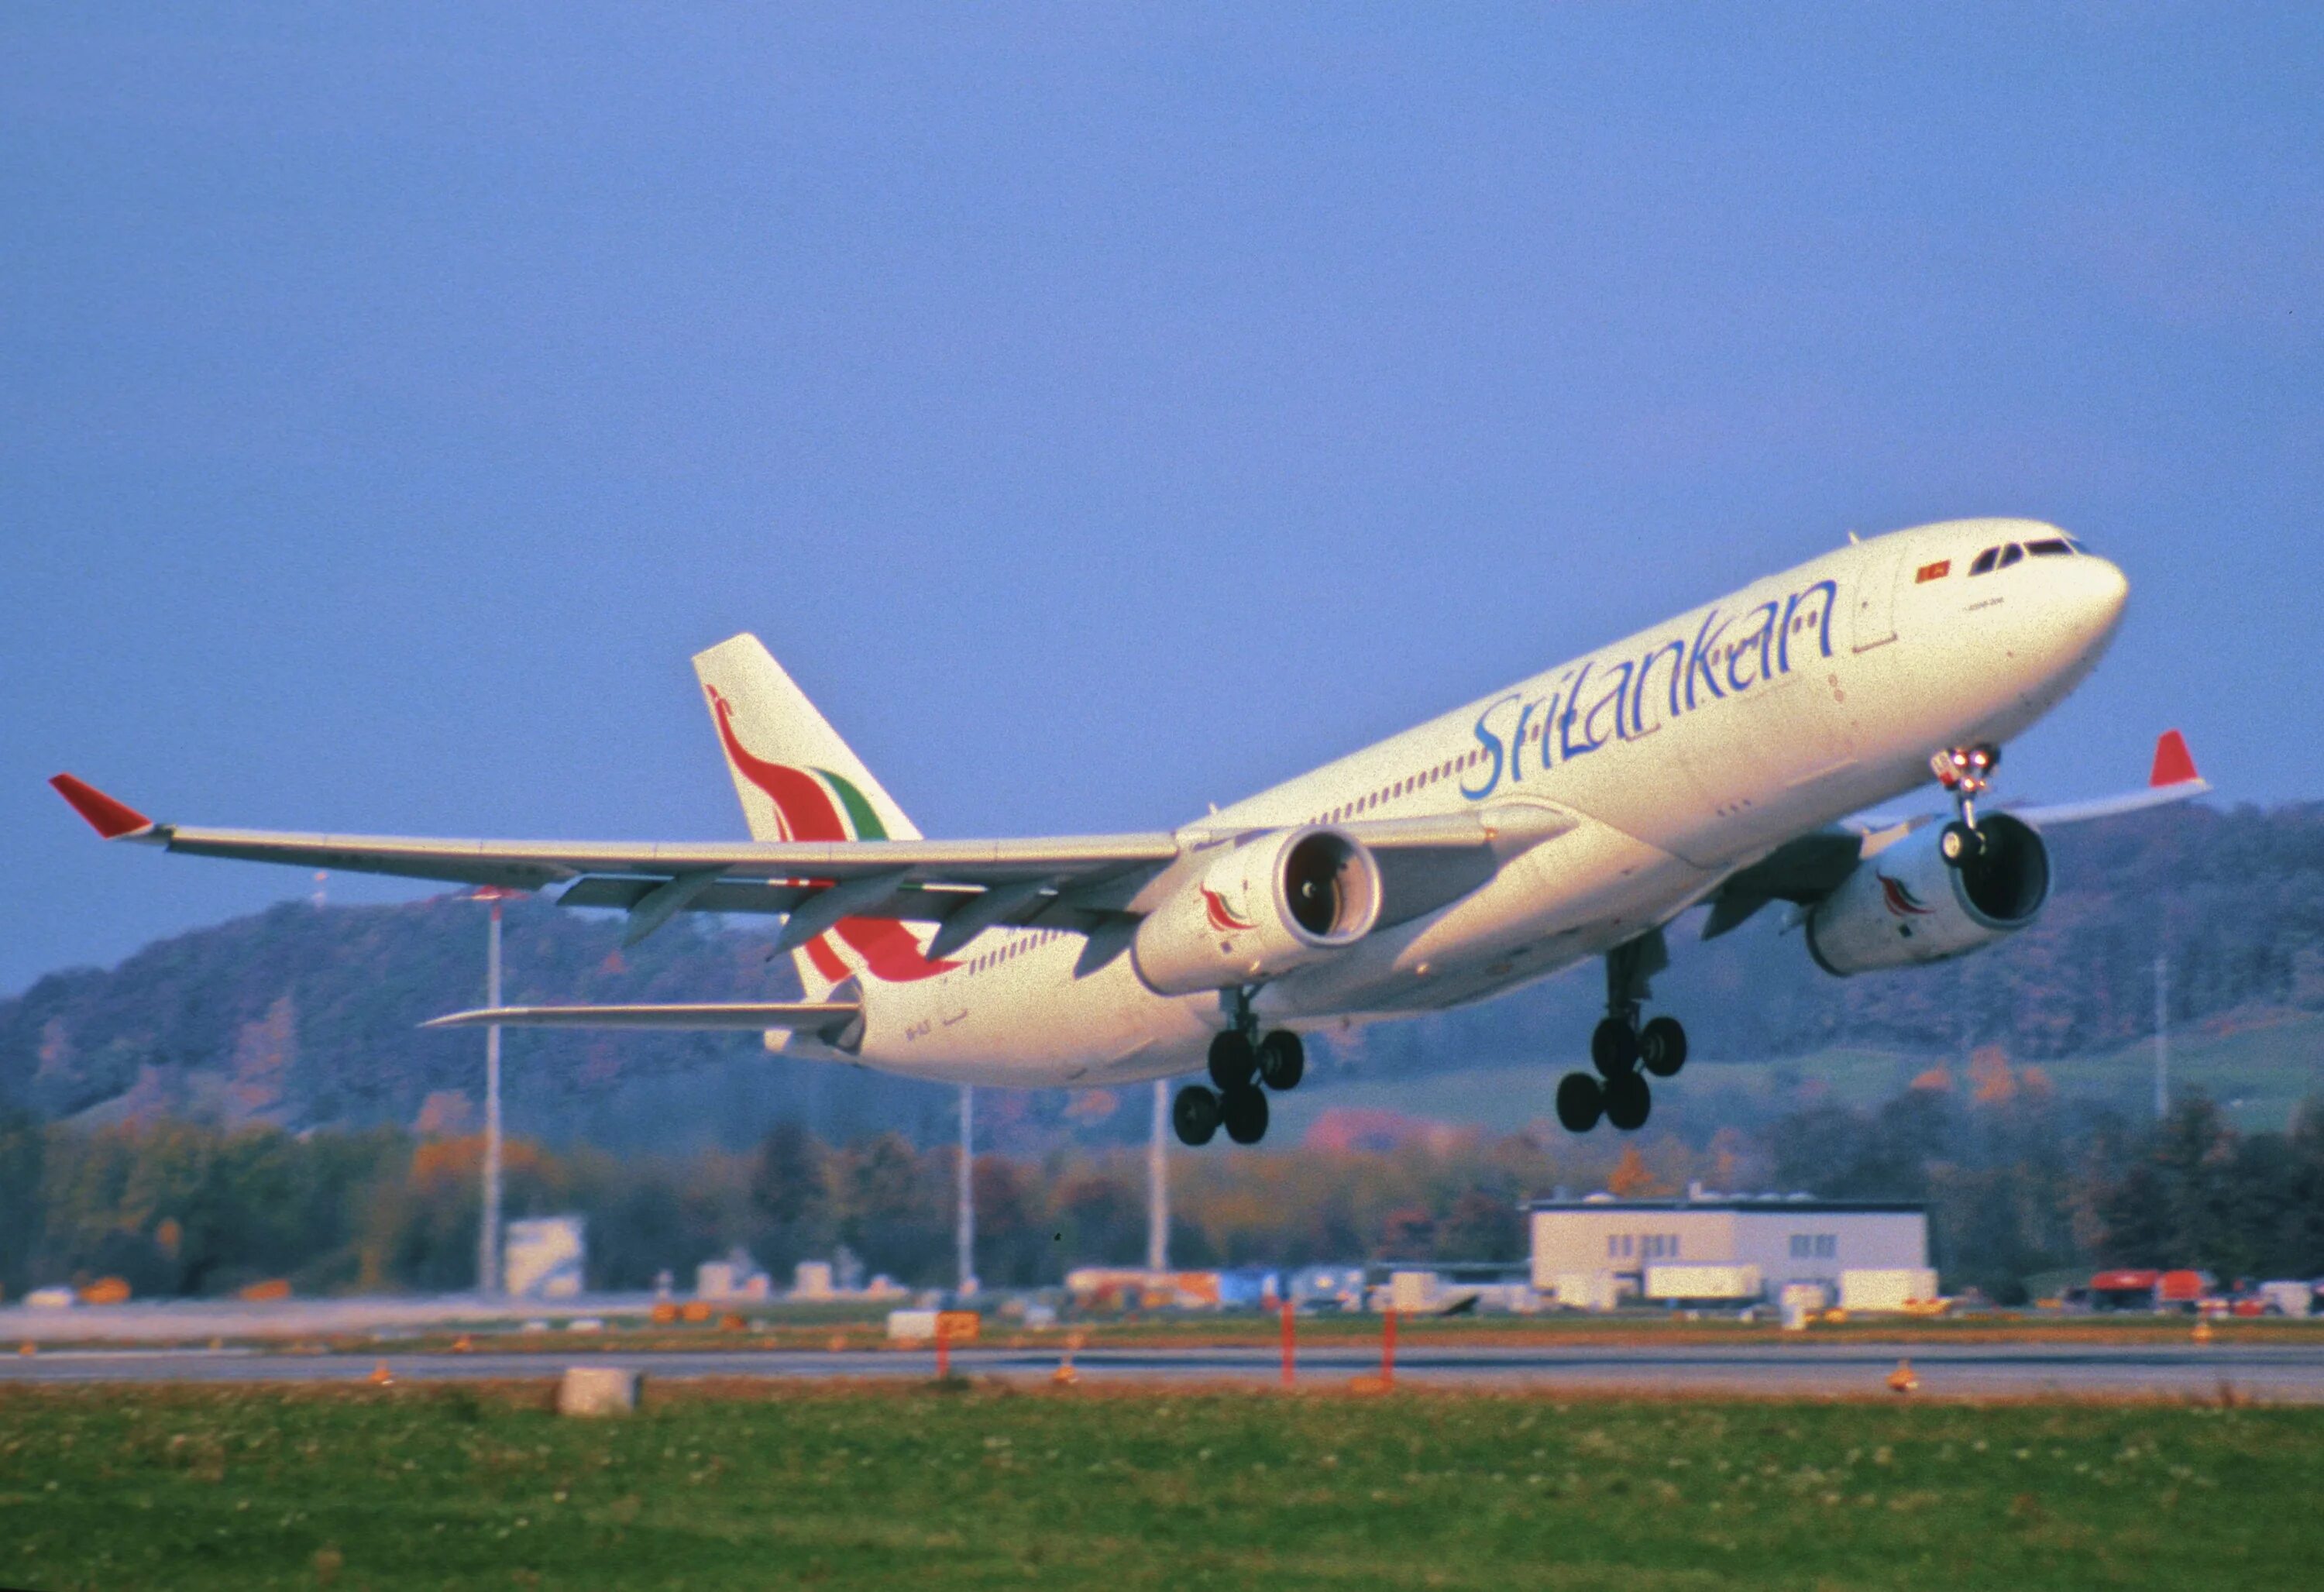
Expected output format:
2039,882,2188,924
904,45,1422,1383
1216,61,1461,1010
5,1081,2322,1303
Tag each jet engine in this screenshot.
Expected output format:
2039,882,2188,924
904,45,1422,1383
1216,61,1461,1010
1805,813,2050,976
1132,827,1383,997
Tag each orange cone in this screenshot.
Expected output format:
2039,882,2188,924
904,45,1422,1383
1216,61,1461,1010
1886,1360,1919,1394
369,1361,394,1386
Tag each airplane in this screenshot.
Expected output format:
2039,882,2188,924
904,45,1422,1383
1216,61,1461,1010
51,516,2206,1148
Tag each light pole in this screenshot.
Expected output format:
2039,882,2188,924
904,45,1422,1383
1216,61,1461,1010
956,1084,977,1298
1147,1078,1169,1277
470,888,512,1295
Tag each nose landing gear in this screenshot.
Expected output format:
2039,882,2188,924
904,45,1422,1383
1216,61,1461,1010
1174,992,1306,1147
1560,930,1687,1134
1933,743,2002,866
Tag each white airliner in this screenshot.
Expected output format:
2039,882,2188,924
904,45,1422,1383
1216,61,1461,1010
53,517,2205,1147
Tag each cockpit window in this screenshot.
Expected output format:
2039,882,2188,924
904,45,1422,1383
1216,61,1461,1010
2026,538,2073,556
1969,547,1999,576
1997,544,2024,569
2064,537,2089,552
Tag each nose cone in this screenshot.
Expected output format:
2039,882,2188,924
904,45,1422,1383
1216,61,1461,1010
2072,553,2130,644
2024,551,2129,688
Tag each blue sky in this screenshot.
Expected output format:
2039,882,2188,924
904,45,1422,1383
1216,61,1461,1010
5,6,2320,996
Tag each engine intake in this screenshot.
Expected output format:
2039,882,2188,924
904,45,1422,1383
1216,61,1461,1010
1806,813,2050,976
1132,827,1382,997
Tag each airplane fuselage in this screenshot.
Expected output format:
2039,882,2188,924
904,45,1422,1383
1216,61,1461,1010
850,517,2127,1087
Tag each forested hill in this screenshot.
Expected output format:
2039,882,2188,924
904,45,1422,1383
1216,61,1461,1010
0,898,933,1150
5,802,2319,1144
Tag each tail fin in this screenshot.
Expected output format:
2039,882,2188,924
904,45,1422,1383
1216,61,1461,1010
692,634,922,846
690,634,943,1000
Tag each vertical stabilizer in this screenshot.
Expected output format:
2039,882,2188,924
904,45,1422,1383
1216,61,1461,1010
690,634,945,1001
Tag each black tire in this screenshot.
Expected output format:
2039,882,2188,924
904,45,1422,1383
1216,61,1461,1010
1257,1030,1306,1092
1604,1071,1651,1132
1207,1030,1257,1091
1220,1085,1269,1146
1939,820,1981,867
1172,1085,1221,1147
1591,1016,1639,1078
1639,1016,1688,1078
1556,1071,1604,1133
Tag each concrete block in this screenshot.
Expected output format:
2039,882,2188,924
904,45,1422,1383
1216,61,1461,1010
557,1366,640,1417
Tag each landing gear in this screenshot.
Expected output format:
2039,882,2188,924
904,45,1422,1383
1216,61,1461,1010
1639,1015,1688,1078
1185,995,1303,1147
1932,743,2001,869
1257,1030,1305,1091
1563,930,1686,1133
1220,1085,1269,1145
1172,1084,1220,1146
1556,1072,1604,1133
1590,1016,1638,1077
1207,1030,1256,1091
1602,1071,1652,1132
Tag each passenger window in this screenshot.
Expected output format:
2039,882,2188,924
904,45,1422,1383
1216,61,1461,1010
2026,538,2072,556
1969,548,1997,576
1999,544,2024,569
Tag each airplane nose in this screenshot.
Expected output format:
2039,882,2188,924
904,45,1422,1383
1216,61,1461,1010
2080,554,2130,637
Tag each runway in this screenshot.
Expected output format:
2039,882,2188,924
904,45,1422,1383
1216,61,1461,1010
7,1339,2324,1401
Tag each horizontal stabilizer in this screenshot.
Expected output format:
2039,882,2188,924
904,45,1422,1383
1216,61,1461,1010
422,1001,858,1033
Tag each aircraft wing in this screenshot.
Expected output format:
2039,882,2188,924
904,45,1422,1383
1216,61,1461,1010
2009,729,2209,825
48,772,1181,940
48,774,1556,950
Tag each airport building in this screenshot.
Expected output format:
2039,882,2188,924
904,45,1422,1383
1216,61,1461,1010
1528,1191,1931,1310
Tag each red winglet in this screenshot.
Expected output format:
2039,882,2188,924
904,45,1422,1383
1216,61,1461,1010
49,773,154,839
2149,730,2199,788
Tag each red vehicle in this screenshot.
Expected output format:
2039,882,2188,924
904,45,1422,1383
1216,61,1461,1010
2089,1269,2160,1311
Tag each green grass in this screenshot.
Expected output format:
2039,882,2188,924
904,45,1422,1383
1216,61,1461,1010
2,1383,2319,1590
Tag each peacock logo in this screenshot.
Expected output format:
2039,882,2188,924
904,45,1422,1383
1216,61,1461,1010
705,685,953,982
1878,875,1934,918
1202,887,1256,934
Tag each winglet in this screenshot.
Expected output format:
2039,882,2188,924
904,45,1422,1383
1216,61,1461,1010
48,773,156,840
2150,729,2199,788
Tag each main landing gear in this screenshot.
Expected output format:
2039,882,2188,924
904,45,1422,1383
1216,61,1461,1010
1933,742,2001,867
1174,992,1305,1147
1557,930,1688,1135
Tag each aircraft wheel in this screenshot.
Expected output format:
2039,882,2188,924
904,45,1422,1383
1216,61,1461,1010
1257,1030,1305,1092
1556,1071,1604,1134
1639,1016,1688,1078
1221,1085,1269,1146
1172,1085,1221,1147
1208,1030,1257,1091
1604,1071,1652,1132
1590,1016,1639,1078
1939,820,1983,867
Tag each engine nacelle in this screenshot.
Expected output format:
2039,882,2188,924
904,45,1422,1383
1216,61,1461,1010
1806,813,2051,976
1132,827,1383,997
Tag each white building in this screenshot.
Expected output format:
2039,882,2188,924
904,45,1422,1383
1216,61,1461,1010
504,1215,586,1301
1528,1191,1928,1309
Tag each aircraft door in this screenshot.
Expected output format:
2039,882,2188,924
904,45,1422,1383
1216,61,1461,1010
1850,542,1906,653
